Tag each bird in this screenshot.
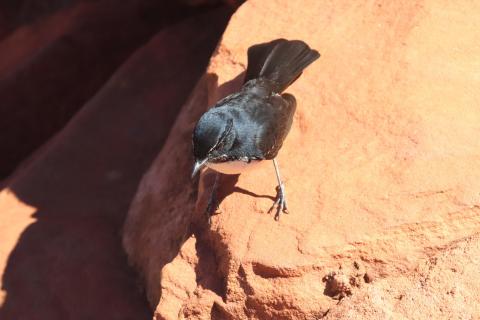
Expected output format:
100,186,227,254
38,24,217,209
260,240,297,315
191,39,320,221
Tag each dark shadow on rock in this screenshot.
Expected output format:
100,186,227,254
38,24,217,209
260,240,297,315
0,0,76,39
199,171,276,222
0,0,215,179
0,6,233,320
194,235,227,300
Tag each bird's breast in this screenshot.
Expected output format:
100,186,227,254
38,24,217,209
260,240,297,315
207,160,265,175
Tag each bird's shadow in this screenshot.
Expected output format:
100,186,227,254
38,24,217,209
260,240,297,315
234,185,276,201
201,170,276,218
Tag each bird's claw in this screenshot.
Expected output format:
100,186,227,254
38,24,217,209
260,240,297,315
268,183,289,220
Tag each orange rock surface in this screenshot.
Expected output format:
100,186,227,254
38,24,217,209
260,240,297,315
123,0,480,318
324,235,480,319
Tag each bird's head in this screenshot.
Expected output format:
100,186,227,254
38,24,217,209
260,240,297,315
191,111,236,177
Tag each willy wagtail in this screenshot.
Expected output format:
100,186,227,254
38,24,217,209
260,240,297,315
192,39,320,221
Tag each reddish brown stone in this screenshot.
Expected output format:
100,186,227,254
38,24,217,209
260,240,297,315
123,0,480,319
0,7,231,319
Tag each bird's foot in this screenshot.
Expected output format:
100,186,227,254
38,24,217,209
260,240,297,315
268,183,289,220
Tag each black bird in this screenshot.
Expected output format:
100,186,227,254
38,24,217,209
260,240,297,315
192,39,320,221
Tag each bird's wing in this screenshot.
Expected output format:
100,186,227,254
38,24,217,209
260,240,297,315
213,92,243,108
254,93,297,159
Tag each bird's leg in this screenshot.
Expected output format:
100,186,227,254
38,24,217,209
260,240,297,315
205,173,220,224
268,158,289,220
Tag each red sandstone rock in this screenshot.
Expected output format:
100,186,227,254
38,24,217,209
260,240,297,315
0,7,230,319
123,0,480,319
324,235,480,319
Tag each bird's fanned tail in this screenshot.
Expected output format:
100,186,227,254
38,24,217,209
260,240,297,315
245,39,320,93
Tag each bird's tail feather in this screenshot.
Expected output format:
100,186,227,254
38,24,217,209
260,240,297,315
244,39,320,93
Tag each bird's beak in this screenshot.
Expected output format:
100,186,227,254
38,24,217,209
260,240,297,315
191,159,208,178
